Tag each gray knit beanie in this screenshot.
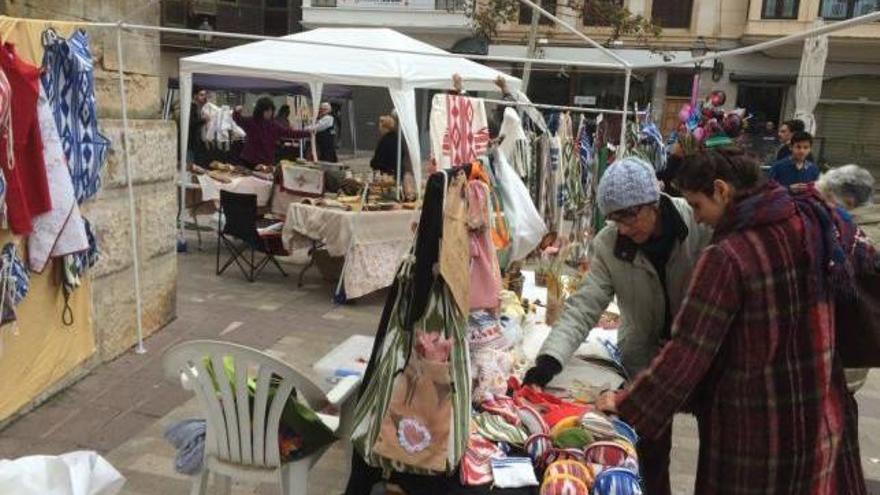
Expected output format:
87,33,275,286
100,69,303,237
597,157,660,215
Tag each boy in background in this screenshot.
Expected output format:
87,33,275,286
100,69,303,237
768,131,819,192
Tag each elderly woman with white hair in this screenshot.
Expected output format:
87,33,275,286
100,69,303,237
818,164,878,392
307,102,338,162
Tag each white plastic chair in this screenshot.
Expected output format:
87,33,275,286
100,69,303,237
163,340,361,495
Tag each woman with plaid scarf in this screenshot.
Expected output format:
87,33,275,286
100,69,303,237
601,148,875,494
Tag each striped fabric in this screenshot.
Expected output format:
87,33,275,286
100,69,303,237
617,184,872,494
472,411,528,446
350,255,471,475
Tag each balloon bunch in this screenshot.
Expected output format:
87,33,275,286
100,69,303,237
675,90,748,150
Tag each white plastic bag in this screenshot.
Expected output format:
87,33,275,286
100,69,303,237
494,150,546,263
0,451,125,495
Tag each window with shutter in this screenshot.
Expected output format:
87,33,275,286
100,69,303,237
519,0,556,25
762,0,800,19
582,0,622,26
651,0,693,28
820,0,878,19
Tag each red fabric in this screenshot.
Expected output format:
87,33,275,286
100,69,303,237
0,43,51,235
616,184,871,494
509,380,589,428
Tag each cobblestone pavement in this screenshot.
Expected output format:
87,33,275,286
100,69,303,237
2,235,880,494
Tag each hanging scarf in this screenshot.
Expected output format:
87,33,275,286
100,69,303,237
0,243,29,325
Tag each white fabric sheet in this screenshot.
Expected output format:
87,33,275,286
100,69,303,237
29,87,88,273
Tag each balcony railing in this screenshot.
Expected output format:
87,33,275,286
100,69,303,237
311,0,466,10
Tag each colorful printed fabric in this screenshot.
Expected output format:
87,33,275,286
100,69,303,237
0,243,29,324
41,30,110,204
467,310,508,350
579,412,617,440
473,412,528,446
460,432,505,486
591,467,642,495
430,94,489,169
0,68,10,225
540,473,590,495
62,218,99,297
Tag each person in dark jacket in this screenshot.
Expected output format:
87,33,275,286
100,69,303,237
187,88,208,165
370,114,407,176
233,97,307,168
775,118,806,161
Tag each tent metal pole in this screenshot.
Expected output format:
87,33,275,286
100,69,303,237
619,68,632,152
482,97,646,116
521,10,541,94
348,99,357,155
116,24,146,355
396,122,403,201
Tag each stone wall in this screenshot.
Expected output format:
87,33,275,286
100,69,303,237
1,1,178,364
84,120,178,360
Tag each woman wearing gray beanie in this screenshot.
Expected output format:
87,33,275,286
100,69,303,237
523,156,711,495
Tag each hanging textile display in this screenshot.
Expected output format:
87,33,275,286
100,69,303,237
351,170,472,476
558,112,582,216
29,85,89,273
0,42,52,236
430,94,489,169
286,95,312,130
200,102,246,150
41,29,109,205
568,115,595,263
0,243,28,325
497,107,532,180
0,69,9,227
541,114,562,234
60,218,98,325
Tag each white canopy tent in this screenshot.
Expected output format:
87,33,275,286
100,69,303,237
178,28,522,193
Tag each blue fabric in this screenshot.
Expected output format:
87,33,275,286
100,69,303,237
41,30,110,204
767,157,819,187
164,419,207,475
0,243,29,324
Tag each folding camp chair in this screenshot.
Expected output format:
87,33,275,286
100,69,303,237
216,190,289,282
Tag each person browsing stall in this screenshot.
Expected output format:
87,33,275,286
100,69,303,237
233,97,308,168
817,164,880,393
768,131,819,191
523,157,711,495
599,148,875,494
370,114,407,177
307,102,338,163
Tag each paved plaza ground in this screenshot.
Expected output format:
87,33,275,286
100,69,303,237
2,234,880,494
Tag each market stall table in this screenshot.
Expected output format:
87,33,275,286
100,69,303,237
282,203,418,299
179,172,276,249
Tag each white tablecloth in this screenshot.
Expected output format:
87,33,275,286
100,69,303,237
282,203,419,298
196,174,274,207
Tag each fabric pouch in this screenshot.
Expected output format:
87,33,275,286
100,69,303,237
490,457,539,488
371,351,453,472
